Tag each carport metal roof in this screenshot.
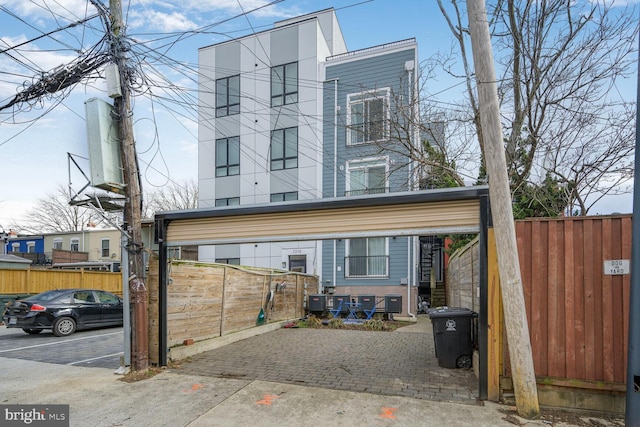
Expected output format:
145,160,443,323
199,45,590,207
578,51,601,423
153,185,491,399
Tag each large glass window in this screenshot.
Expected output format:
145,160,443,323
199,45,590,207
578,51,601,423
346,237,388,278
347,159,388,196
347,90,389,145
271,62,298,107
216,75,240,117
70,238,79,252
216,136,240,177
271,127,298,170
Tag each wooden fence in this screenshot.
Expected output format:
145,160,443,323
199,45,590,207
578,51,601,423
0,268,122,296
513,215,631,386
147,258,317,365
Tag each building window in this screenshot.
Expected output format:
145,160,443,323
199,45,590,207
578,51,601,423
53,239,63,250
346,159,388,196
347,89,389,145
271,127,298,170
216,75,240,117
216,258,240,265
27,242,35,253
270,191,298,202
70,238,79,252
345,237,388,278
167,248,181,259
11,243,19,252
215,197,240,207
216,136,240,177
271,62,298,107
101,239,110,258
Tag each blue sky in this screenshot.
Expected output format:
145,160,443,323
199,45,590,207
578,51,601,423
0,0,637,230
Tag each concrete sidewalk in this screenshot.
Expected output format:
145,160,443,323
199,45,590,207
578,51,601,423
0,356,568,427
0,317,625,426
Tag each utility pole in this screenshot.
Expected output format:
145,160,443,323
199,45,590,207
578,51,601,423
109,0,148,371
625,27,640,427
466,0,539,419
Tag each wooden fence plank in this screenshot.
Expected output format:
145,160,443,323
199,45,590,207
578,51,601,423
593,220,604,381
563,220,576,379
601,219,615,383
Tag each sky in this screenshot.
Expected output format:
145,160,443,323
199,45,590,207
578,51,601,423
0,0,638,232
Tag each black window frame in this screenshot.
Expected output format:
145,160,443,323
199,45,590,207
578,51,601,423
215,197,240,207
216,75,240,118
271,62,298,107
216,136,240,177
270,191,298,202
271,127,298,171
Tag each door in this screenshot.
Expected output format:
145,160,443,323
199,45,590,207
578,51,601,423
72,290,102,326
95,291,123,325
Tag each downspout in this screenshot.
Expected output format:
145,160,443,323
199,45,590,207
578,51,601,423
324,78,339,292
405,61,416,319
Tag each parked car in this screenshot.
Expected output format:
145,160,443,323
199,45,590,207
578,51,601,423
2,289,123,337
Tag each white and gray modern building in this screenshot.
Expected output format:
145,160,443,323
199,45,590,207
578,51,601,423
197,8,443,307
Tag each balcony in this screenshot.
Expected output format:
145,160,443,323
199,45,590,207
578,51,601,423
345,255,389,278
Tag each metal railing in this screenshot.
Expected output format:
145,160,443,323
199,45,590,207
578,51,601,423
344,187,389,197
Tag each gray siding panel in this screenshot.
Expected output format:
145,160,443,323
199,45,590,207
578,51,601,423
321,46,417,287
323,48,416,199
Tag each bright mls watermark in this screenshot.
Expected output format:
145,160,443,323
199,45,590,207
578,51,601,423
1,405,69,426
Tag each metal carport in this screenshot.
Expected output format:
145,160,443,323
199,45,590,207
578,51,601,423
154,186,494,400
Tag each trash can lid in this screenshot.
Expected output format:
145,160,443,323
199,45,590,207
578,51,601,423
428,306,477,319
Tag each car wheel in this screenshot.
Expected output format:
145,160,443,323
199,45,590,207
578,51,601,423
52,317,76,337
22,328,42,335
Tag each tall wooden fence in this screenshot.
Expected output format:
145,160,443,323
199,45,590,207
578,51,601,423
147,258,317,365
0,268,122,296
514,215,631,386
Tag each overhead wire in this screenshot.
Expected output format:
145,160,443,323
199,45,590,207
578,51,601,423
0,0,473,202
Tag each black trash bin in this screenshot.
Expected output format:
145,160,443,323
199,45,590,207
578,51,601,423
428,307,477,369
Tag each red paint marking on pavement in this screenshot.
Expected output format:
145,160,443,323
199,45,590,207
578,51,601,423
182,383,204,393
256,394,280,405
380,407,398,419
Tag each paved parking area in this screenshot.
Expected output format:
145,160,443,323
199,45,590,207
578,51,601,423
175,315,479,405
0,325,124,368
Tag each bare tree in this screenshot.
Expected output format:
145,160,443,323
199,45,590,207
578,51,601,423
13,184,107,233
364,62,479,189
143,179,198,218
437,0,638,215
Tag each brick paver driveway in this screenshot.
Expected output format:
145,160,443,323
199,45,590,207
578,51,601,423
175,316,479,404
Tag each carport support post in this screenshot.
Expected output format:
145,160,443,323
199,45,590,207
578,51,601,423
467,0,539,419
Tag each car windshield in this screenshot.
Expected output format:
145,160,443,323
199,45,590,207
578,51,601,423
25,290,71,302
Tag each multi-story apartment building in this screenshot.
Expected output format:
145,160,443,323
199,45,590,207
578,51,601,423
197,8,443,307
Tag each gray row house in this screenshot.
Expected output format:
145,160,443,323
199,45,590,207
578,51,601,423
196,8,444,312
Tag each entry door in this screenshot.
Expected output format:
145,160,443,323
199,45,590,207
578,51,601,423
289,255,306,273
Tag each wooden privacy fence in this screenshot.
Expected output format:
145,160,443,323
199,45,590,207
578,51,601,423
147,258,317,365
513,215,631,387
0,268,122,296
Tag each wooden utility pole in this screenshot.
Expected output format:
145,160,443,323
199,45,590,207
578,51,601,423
466,0,539,419
109,0,148,371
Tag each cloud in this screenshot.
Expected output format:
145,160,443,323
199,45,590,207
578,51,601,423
133,10,199,32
